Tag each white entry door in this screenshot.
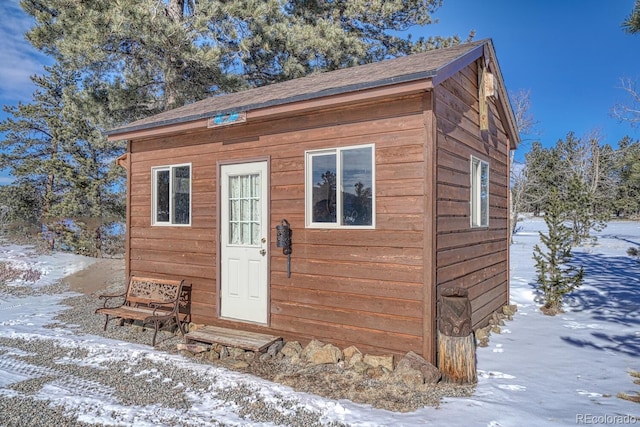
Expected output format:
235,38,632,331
220,161,269,324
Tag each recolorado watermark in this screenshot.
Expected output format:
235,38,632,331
576,414,638,424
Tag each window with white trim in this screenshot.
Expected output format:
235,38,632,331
306,144,375,228
152,164,191,226
471,156,489,228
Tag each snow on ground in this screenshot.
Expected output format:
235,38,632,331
0,218,639,426
0,243,97,288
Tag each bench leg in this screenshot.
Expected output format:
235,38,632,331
103,315,110,331
175,314,186,336
152,320,160,347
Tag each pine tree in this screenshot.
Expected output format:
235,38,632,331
623,0,640,34
0,64,125,255
532,190,584,315
21,0,467,124
522,133,611,244
9,0,463,255
0,64,72,243
614,137,640,218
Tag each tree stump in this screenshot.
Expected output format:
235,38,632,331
437,287,477,384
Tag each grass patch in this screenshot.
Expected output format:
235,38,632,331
618,370,640,404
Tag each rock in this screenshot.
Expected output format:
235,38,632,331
176,343,209,354
308,344,342,365
394,351,441,385
395,367,424,386
502,304,517,316
342,345,362,364
352,360,370,374
280,341,303,357
363,354,394,372
267,339,284,357
228,347,246,359
420,362,442,384
366,365,387,379
301,339,325,361
475,327,490,341
219,346,229,359
213,343,224,354
222,359,249,369
259,353,272,362
491,325,502,334
207,350,220,361
188,323,205,332
348,352,363,367
476,326,491,347
244,351,256,363
396,351,425,370
489,312,503,326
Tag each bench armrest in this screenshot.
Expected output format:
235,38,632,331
149,297,179,316
98,292,126,308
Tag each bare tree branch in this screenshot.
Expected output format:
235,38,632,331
509,88,540,139
612,77,640,127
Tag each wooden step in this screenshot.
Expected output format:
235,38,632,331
184,325,281,352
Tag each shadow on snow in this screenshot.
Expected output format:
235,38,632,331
553,251,640,357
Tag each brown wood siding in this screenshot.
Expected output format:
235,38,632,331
434,62,510,329
127,95,428,357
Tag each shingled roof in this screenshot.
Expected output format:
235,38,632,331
108,39,492,137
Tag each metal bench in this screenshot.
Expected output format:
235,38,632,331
95,276,190,346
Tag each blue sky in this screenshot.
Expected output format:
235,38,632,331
428,0,640,161
0,0,638,180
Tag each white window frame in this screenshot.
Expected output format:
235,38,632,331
305,144,375,229
151,163,192,226
470,156,489,228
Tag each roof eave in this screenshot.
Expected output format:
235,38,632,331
107,78,434,141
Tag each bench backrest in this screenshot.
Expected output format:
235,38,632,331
126,276,184,308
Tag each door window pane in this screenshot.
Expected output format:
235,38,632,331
229,173,260,245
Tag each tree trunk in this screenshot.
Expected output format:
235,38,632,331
437,330,477,384
437,287,477,384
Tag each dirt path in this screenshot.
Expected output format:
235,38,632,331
62,258,125,295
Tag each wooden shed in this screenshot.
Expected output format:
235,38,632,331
107,39,519,363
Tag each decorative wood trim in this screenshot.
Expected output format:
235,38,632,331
478,57,489,132
422,90,437,364
107,81,432,142
483,42,520,149
216,156,272,325
249,80,432,121
125,141,132,278
506,139,512,304
108,118,210,142
115,153,128,169
431,44,485,87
